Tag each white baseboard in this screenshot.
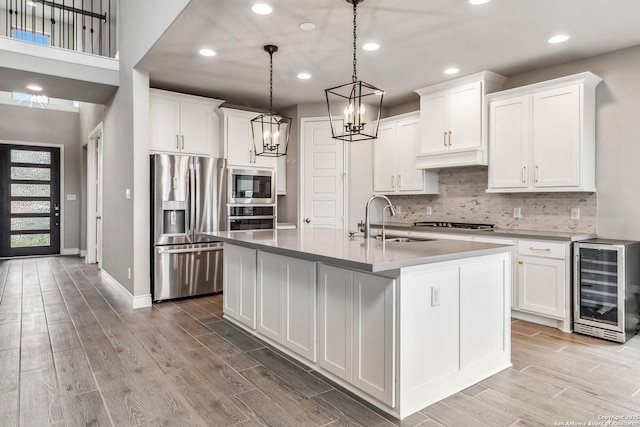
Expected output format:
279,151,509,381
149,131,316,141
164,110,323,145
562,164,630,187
79,249,87,257
101,269,152,310
61,248,80,255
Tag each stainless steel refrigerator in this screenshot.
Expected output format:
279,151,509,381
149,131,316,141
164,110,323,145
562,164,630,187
150,154,225,302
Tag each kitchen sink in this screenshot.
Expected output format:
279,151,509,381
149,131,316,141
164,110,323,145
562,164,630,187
372,236,433,243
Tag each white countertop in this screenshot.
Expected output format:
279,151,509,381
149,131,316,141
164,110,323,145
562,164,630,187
205,228,514,272
376,223,596,242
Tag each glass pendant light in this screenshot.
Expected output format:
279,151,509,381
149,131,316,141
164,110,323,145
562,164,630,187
324,0,383,141
251,45,291,157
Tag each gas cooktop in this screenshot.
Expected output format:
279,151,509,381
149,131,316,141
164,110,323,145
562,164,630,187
413,221,495,231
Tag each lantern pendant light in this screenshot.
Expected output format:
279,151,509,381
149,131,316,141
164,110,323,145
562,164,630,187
324,0,383,142
252,45,291,157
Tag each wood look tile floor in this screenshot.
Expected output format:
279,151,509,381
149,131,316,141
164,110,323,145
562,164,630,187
1,256,640,427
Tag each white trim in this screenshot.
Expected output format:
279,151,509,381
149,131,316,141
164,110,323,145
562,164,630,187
0,139,65,254
86,123,104,267
61,248,79,255
80,249,87,257
101,269,152,309
0,37,119,71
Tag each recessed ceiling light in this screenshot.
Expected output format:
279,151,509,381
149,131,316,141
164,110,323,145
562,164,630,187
299,22,315,31
548,34,570,44
444,67,460,75
297,73,311,80
469,0,490,4
251,3,273,15
362,42,380,51
26,84,43,91
199,48,217,57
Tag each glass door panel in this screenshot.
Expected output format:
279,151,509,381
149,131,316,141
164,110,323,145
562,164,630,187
0,144,60,257
578,247,619,325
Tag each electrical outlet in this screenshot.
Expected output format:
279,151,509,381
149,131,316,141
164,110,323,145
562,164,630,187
426,206,433,216
431,286,441,307
125,189,131,200
395,205,402,214
571,207,580,220
513,207,522,218
128,268,132,280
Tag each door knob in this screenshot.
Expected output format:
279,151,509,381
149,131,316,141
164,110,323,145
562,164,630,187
305,218,311,223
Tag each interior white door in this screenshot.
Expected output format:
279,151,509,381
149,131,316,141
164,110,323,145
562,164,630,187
86,123,104,267
302,119,345,229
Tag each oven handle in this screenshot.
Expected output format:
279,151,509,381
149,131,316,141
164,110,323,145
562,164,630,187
157,246,223,255
228,215,276,220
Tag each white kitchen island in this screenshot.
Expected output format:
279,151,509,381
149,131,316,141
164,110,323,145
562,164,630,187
206,228,514,420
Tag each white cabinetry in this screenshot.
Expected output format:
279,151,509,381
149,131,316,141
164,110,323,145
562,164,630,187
277,156,287,195
516,240,568,320
318,264,396,407
487,72,602,193
149,89,223,156
219,108,277,169
223,244,257,329
414,71,506,169
257,251,317,361
373,113,439,194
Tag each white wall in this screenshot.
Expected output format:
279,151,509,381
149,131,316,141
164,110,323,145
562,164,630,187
0,104,82,251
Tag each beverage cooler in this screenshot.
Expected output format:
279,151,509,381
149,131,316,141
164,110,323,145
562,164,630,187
573,239,640,343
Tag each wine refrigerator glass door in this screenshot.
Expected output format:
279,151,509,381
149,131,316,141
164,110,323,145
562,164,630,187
575,244,625,332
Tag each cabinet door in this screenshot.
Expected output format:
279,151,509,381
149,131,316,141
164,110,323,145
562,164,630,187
283,257,317,362
395,117,423,192
517,255,566,318
532,85,581,188
373,121,397,192
277,156,287,195
179,101,214,155
449,82,482,150
223,244,256,328
352,272,396,407
318,264,353,382
257,251,284,343
149,96,181,153
226,114,253,167
488,96,530,189
421,92,448,153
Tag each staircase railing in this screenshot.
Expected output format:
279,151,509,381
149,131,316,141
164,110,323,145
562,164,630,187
1,0,116,58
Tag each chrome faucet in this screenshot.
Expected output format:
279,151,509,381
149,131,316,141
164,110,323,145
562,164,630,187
364,194,397,239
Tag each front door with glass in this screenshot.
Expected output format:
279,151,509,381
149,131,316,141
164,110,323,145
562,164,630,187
0,144,61,257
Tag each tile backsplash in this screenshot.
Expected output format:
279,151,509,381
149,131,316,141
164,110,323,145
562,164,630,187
388,166,597,233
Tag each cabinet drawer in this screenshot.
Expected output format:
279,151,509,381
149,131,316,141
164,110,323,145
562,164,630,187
518,240,565,258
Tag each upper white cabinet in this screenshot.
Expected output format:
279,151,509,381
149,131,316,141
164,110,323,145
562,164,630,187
219,108,277,170
414,71,506,169
149,89,223,156
277,156,287,195
373,112,439,194
487,72,602,193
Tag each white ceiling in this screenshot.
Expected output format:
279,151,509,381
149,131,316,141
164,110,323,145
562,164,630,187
137,0,640,111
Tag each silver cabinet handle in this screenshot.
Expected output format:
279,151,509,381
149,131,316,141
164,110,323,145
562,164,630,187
181,135,185,149
443,131,447,147
176,134,179,149
529,246,551,252
398,174,402,188
534,165,539,183
305,218,311,223
448,131,452,146
392,175,396,189
522,166,526,183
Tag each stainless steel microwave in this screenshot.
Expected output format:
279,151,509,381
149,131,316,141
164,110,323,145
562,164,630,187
228,168,275,204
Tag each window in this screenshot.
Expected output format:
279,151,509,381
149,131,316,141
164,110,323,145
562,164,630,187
11,29,50,45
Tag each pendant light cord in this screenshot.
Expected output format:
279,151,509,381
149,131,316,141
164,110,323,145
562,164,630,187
352,0,358,83
269,50,274,114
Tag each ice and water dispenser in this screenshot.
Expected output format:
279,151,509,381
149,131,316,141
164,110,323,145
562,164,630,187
161,200,186,235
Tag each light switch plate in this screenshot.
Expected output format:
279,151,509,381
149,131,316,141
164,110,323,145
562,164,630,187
66,194,76,201
125,189,131,200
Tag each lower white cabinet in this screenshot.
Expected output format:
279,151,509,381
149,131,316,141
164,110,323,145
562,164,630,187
223,244,257,329
318,264,396,407
517,243,566,319
257,251,317,361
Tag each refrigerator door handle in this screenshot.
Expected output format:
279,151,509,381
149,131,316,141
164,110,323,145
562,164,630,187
188,164,196,237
